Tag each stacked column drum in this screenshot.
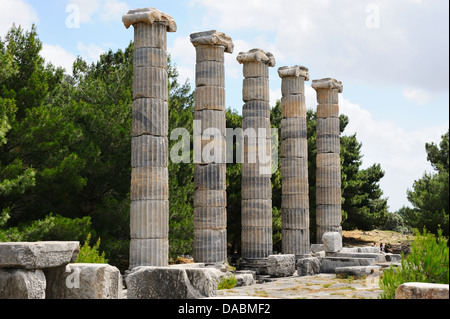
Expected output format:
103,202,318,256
123,8,177,268
191,31,234,264
278,66,310,257
237,49,276,260
312,78,344,243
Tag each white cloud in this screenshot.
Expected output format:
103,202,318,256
100,0,129,22
66,0,128,24
402,88,433,105
0,0,39,36
190,0,449,93
340,95,448,211
168,35,195,85
41,44,77,75
77,42,104,62
67,0,102,23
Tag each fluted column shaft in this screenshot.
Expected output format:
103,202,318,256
237,49,275,259
190,31,233,264
278,66,310,256
123,8,176,268
312,78,343,243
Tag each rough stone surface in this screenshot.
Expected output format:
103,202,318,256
267,254,295,278
0,268,46,299
0,241,80,269
322,232,342,253
45,263,122,299
395,282,449,299
122,7,177,31
235,273,255,287
320,257,376,273
126,266,223,299
297,257,321,277
335,265,380,278
190,30,234,53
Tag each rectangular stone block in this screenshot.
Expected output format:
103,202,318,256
130,166,168,200
317,117,340,136
126,266,223,299
316,187,342,205
297,257,321,277
0,268,46,299
45,263,122,299
0,242,80,269
130,200,169,239
132,98,168,137
316,166,341,188
316,225,342,244
281,194,309,209
316,134,340,154
267,254,295,277
281,157,308,178
321,231,343,252
316,205,342,226
316,153,340,168
319,257,375,273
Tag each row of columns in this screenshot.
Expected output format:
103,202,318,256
123,7,343,268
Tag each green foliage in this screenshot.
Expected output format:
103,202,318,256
399,130,449,236
76,233,108,264
379,228,449,299
217,274,237,290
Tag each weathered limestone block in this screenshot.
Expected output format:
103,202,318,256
282,229,310,256
45,263,122,299
316,135,341,154
322,231,342,252
194,207,227,230
316,166,341,188
195,60,225,87
133,66,168,100
235,273,255,287
297,257,321,277
267,254,295,277
395,282,450,299
194,163,226,190
282,176,309,195
130,200,169,239
317,103,339,118
241,177,272,199
129,238,169,268
193,229,227,263
242,100,271,118
131,135,168,168
243,62,269,78
281,95,306,118
130,166,169,200
132,98,168,137
134,47,167,68
0,242,79,269
316,187,342,205
190,30,234,54
236,49,276,67
335,265,380,279
241,227,273,259
282,209,310,229
281,194,309,209
281,118,307,140
194,109,226,135
126,266,223,299
281,158,308,178
122,7,177,32
241,200,273,227
316,205,342,226
320,257,375,273
193,190,227,207
194,86,225,111
0,268,46,299
242,77,270,102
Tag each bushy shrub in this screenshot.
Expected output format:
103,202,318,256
217,274,237,290
76,233,108,263
379,227,449,299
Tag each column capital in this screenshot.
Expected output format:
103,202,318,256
236,48,276,67
190,30,234,53
311,78,343,93
122,7,177,32
278,65,309,81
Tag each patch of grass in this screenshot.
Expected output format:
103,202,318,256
217,274,237,290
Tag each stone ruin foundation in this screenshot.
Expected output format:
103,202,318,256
0,6,410,300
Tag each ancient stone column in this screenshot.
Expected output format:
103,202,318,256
311,78,343,243
190,30,233,264
237,49,276,260
278,66,310,257
123,8,176,268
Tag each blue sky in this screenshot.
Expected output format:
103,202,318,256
1,0,449,212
